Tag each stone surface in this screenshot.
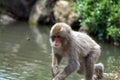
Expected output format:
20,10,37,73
0,0,36,20
53,0,78,26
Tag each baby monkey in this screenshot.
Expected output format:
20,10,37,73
50,22,104,80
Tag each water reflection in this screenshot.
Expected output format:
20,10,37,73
0,23,120,80
29,25,50,52
0,23,51,80
99,42,120,64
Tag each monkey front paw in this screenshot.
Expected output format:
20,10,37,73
52,75,64,80
52,77,60,80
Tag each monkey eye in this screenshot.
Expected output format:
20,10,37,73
51,36,55,41
51,35,61,41
56,35,61,38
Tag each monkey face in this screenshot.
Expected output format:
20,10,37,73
50,35,62,48
50,22,71,49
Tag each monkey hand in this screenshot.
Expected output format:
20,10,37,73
53,72,65,80
52,77,62,80
52,76,60,80
52,78,59,80
52,71,65,80
52,67,59,77
52,75,61,80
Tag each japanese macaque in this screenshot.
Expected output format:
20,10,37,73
50,22,104,80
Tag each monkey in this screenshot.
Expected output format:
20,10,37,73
49,22,104,80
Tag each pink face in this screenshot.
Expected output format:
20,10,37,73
51,35,62,48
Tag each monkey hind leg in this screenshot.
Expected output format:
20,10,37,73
84,55,94,80
77,63,85,75
94,63,104,80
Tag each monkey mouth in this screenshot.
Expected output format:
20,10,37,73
53,44,61,48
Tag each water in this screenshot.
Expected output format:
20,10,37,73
0,22,120,80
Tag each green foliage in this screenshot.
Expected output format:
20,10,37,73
107,26,120,41
72,0,120,41
106,56,120,73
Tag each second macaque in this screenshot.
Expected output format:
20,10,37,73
50,22,104,80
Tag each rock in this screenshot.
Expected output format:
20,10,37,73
0,14,15,24
114,41,119,46
53,0,79,26
0,0,79,26
29,0,57,25
0,0,37,20
104,73,120,80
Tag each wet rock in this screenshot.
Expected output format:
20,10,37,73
29,0,57,25
0,14,15,24
0,0,37,20
114,41,119,46
0,0,79,26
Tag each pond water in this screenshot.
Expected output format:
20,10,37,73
0,22,120,80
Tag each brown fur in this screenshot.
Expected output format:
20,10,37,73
50,22,104,80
